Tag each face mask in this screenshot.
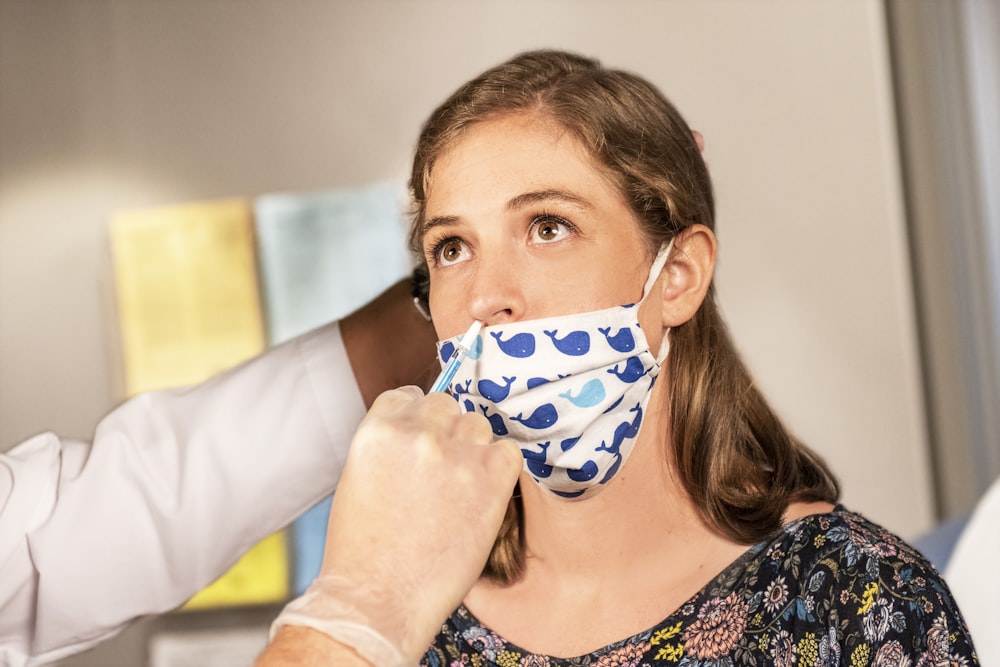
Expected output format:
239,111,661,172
435,242,672,499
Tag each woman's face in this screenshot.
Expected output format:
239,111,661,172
420,112,664,346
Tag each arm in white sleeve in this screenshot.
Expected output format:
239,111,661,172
0,320,365,667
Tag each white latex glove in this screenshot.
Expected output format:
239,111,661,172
270,386,521,666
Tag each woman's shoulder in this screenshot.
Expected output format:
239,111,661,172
776,505,925,562
763,504,951,598
751,505,977,664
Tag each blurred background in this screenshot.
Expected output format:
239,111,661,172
1,0,997,665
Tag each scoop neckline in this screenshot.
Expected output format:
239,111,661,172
453,505,847,662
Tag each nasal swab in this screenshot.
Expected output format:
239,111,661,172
429,320,482,393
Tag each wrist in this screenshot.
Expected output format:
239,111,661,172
269,576,416,667
257,625,373,667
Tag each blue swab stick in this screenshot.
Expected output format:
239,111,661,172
430,320,482,393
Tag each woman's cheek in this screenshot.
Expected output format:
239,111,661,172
428,288,461,339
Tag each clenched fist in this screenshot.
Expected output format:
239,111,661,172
266,387,521,666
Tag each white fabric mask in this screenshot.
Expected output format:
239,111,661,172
435,242,672,499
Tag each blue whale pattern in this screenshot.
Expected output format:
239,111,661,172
490,331,535,358
521,442,552,478
560,436,580,452
566,460,599,482
597,404,643,455
478,376,516,402
552,488,587,498
526,377,551,390
543,329,590,356
599,454,624,484
511,403,558,429
479,405,509,436
608,356,646,383
558,378,606,408
467,334,483,359
598,326,636,353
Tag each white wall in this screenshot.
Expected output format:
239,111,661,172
0,0,934,539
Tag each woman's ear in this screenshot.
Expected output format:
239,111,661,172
659,224,716,327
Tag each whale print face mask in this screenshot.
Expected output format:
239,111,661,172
435,242,672,499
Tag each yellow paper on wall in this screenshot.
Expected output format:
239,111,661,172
111,199,266,394
110,198,289,609
182,531,289,610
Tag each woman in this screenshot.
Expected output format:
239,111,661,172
408,50,977,666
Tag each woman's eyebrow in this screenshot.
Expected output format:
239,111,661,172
422,190,592,234
506,189,593,212
422,214,461,235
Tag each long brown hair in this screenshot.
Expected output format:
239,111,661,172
408,50,839,584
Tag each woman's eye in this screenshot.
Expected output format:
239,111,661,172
530,216,573,243
432,238,469,266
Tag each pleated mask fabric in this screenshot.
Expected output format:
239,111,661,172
435,242,672,499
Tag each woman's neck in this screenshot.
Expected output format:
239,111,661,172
465,396,751,657
516,420,697,577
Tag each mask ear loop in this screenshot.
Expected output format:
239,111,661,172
412,297,432,322
639,240,674,299
637,240,674,364
410,264,433,321
657,329,672,364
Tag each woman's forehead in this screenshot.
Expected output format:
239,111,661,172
424,114,621,214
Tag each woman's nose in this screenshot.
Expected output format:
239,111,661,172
466,254,525,326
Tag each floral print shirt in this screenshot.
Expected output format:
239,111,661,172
422,506,978,666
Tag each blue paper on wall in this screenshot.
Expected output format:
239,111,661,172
254,181,413,595
255,181,412,344
287,501,332,597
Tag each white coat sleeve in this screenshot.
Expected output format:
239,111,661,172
0,320,366,667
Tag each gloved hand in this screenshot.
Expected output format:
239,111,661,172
270,386,522,666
